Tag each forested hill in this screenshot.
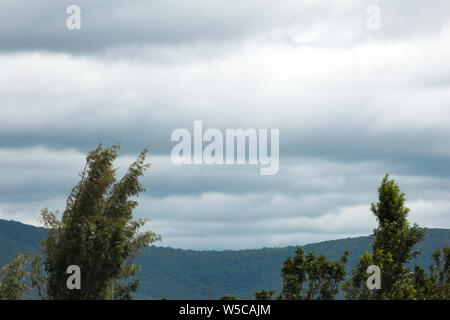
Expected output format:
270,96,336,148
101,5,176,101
0,219,448,299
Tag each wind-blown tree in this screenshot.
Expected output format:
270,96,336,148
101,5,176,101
36,143,160,299
343,174,425,299
0,253,32,300
279,248,349,300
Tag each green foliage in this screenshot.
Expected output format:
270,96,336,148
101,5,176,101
218,294,240,300
0,219,448,299
279,248,349,300
342,251,375,299
254,289,277,300
36,143,160,299
344,174,426,299
413,247,450,299
0,253,32,300
371,174,425,298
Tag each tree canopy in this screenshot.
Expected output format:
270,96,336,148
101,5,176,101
36,143,160,299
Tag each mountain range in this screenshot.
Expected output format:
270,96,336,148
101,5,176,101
0,219,448,299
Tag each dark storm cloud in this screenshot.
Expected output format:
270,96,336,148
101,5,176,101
0,1,449,53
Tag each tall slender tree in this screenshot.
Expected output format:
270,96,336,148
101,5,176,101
344,174,425,299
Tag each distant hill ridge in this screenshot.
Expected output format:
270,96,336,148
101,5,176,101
0,219,448,299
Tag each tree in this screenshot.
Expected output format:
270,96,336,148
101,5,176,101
413,246,450,299
254,289,277,300
342,252,376,299
0,253,32,300
36,143,161,299
344,174,425,299
279,247,349,300
218,294,240,300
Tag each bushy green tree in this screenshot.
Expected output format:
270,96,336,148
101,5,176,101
344,174,425,299
280,247,348,300
36,143,160,299
413,247,450,299
0,253,32,300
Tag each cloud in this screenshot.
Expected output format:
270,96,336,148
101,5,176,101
1,1,449,53
0,1,449,249
1,30,450,174
0,147,448,249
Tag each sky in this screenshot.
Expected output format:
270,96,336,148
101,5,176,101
0,0,449,249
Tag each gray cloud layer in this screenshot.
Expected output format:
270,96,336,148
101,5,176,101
1,1,449,52
0,1,449,249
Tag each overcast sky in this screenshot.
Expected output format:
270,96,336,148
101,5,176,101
1,1,449,249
